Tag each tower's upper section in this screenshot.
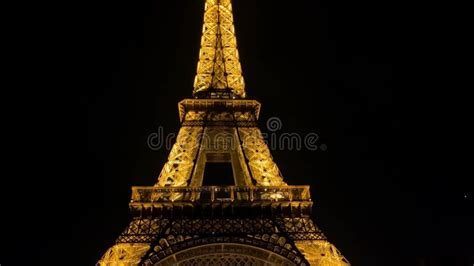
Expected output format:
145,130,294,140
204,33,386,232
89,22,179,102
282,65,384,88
193,0,246,99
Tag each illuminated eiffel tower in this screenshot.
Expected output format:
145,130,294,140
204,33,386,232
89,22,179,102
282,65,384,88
98,0,350,265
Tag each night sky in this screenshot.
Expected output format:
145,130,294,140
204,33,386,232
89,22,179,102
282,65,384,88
3,0,472,265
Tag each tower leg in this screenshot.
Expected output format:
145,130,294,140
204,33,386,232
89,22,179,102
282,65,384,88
294,240,350,266
97,218,170,266
97,243,150,266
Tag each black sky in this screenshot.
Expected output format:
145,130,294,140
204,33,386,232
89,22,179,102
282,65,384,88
2,0,472,265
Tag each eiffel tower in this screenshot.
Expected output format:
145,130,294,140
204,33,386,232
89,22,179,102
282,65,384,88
98,0,350,265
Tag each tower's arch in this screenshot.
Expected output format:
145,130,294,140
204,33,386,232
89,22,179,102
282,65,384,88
141,235,307,265
148,243,296,265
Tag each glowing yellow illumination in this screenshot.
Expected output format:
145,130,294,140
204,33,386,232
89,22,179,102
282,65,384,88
98,0,350,265
193,0,246,98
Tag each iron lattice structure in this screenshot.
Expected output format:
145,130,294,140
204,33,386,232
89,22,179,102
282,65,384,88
98,0,350,265
193,0,245,98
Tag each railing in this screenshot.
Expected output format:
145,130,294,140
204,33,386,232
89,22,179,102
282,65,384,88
130,186,311,204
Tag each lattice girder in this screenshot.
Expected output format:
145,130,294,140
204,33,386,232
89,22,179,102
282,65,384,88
193,0,246,98
113,217,327,244
239,127,287,186
155,126,203,188
116,218,171,243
